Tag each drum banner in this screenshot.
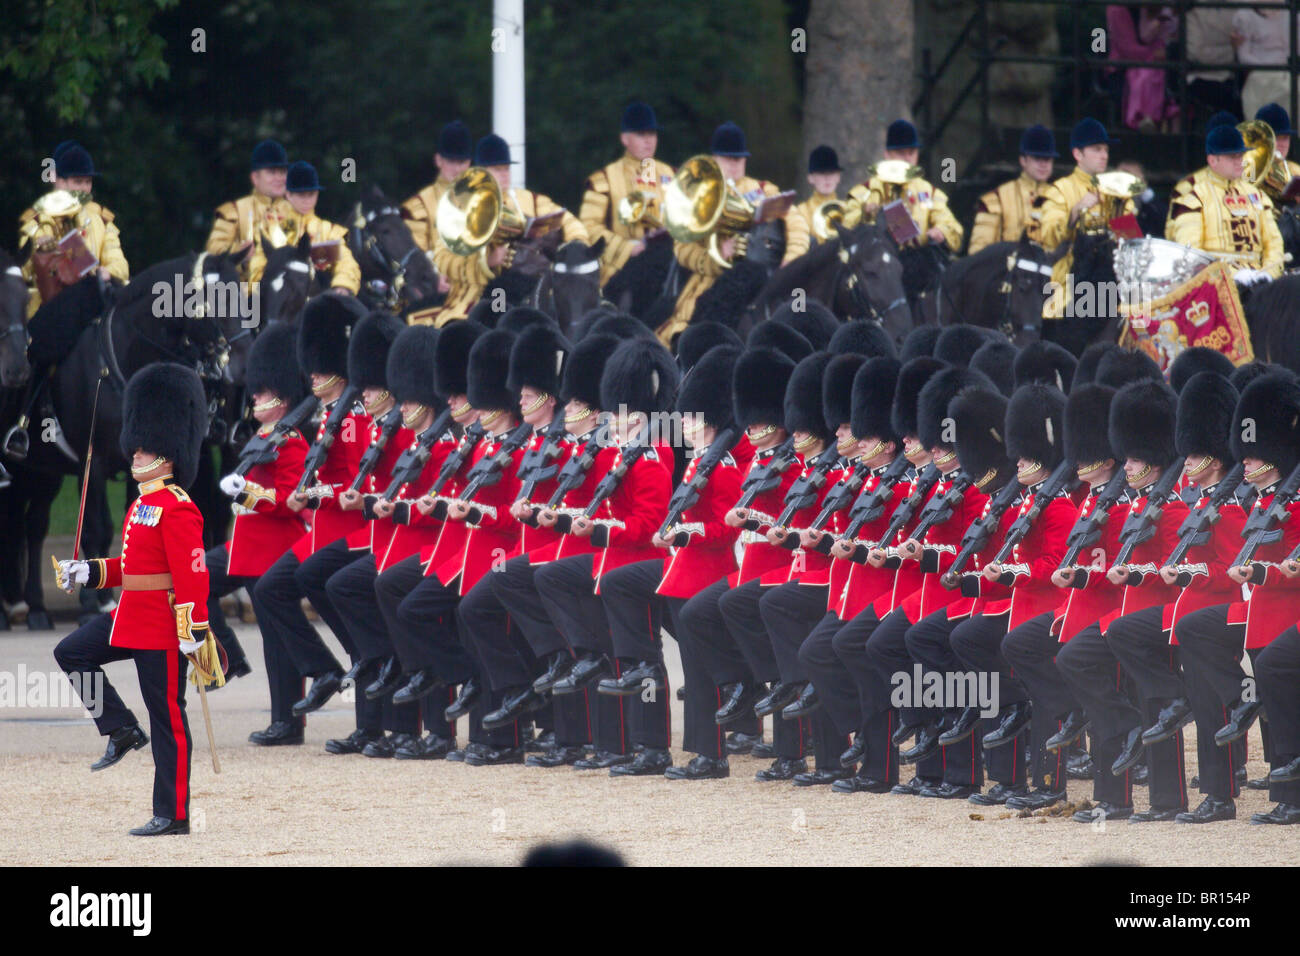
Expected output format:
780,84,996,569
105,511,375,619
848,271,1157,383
1118,260,1254,370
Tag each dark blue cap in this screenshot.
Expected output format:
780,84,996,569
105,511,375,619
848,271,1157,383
251,139,289,171
55,143,96,178
621,102,658,132
808,145,842,173
1255,102,1296,137
437,121,472,160
1206,124,1248,155
1069,118,1116,150
885,119,920,150
1206,110,1239,132
1019,124,1059,158
475,134,516,166
710,122,750,158
285,161,325,192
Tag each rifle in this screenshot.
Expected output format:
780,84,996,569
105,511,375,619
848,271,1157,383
1163,463,1252,568
732,436,799,528
294,384,362,501
440,422,535,522
580,429,652,521
348,405,405,493
1057,468,1131,571
365,405,456,520
657,427,739,539
424,421,488,520
1231,460,1300,568
838,454,912,542
516,415,571,504
542,425,612,533
986,458,1079,566
939,476,1024,589
805,458,876,555
771,447,843,549
1109,460,1186,571
231,395,319,479
848,462,940,564
896,470,976,552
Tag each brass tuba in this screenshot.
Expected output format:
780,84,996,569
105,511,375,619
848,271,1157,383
663,155,758,269
811,199,846,242
436,166,527,256
1239,119,1290,200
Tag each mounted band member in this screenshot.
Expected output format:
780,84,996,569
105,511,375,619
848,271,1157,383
401,120,473,255
205,139,294,275
794,145,845,249
248,161,361,294
967,125,1057,255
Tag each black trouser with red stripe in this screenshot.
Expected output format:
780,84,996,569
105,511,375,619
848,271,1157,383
827,607,899,784
717,578,810,760
371,555,455,736
534,554,630,755
54,614,193,820
1256,626,1300,806
598,559,671,751
677,578,762,759
1172,604,1248,801
865,607,944,782
760,581,846,769
948,612,1028,789
1002,612,1075,790
203,544,253,669
1056,622,1146,806
1105,605,1190,810
491,554,592,748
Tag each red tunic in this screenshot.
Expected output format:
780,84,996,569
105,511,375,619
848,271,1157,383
1054,490,1130,643
290,400,371,561
1162,486,1249,635
870,473,936,621
344,421,414,556
518,426,574,557
378,431,456,573
590,445,673,590
435,437,526,595
835,466,909,619
657,450,742,598
733,448,804,586
782,464,847,587
912,477,990,622
1102,490,1189,630
225,425,308,576
1226,492,1300,648
91,481,210,650
983,489,1077,630
551,438,621,563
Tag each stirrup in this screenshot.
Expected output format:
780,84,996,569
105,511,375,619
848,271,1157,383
2,418,30,461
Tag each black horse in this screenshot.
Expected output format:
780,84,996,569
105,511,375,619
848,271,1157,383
258,233,319,326
602,233,676,320
348,185,442,318
935,238,1055,346
0,250,28,391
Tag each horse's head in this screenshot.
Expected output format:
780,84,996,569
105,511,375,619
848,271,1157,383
838,221,911,346
996,237,1056,347
0,248,31,388
183,251,257,387
741,221,787,273
545,237,605,334
350,185,439,310
258,233,315,326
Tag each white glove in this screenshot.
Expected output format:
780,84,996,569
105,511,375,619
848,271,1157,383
55,559,90,593
178,638,205,655
219,472,247,497
1234,268,1269,286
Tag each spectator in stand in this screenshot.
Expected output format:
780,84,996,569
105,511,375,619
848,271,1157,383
1108,4,1181,132
1186,0,1245,120
1232,5,1300,120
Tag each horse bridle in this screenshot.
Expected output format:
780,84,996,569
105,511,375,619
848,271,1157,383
352,204,420,310
838,240,907,322
999,251,1052,338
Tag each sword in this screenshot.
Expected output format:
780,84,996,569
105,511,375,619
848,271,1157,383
195,678,221,774
51,373,106,591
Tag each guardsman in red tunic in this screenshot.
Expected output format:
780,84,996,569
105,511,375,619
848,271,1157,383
598,343,743,777
53,363,212,836
1057,381,1186,823
492,332,623,767
535,339,675,770
1175,373,1300,823
205,323,308,683
248,294,371,746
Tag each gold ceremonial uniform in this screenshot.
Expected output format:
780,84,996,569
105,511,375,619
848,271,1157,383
18,194,130,318
968,173,1048,254
428,188,588,326
579,154,675,282
205,191,295,266
1168,169,1284,277
247,210,362,293
795,191,840,248
663,175,783,345
400,176,457,254
1034,166,1136,319
843,174,963,250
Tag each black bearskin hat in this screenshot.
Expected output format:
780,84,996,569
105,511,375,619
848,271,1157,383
918,366,998,451
734,347,796,429
678,344,741,430
1109,381,1178,466
823,354,866,432
1177,372,1238,465
560,333,621,408
507,323,569,396
600,339,680,415
585,310,658,342
1094,347,1162,390
1169,346,1234,393
970,339,1018,397
297,293,366,378
347,312,404,391
246,323,306,405
387,325,440,407
1014,340,1077,393
1231,372,1300,475
950,386,1014,489
852,357,902,445
827,320,896,359
467,329,519,411
1073,342,1120,389
1006,383,1067,469
1064,384,1118,466
677,321,743,372
899,324,942,364
747,321,813,363
892,357,947,440
785,352,836,439
934,325,996,367
1229,361,1275,394
434,320,486,398
120,362,208,488
771,300,838,350
498,306,555,337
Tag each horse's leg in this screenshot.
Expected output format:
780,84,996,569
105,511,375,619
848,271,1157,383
22,471,61,630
